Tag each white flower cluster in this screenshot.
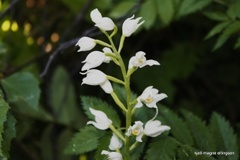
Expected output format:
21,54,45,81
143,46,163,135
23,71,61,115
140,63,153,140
76,8,170,160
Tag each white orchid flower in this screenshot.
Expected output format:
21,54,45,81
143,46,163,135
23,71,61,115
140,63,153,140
144,120,170,137
81,69,113,94
81,48,114,71
101,150,122,160
128,51,160,69
90,8,115,31
87,108,112,130
126,121,144,142
109,134,123,150
81,51,105,71
76,37,96,52
135,86,167,108
122,15,144,37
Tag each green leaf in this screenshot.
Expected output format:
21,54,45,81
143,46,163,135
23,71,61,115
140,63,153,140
139,0,157,29
182,110,216,151
155,0,174,25
159,106,194,145
177,0,211,17
213,21,240,50
209,112,239,160
64,126,102,155
204,11,230,21
94,131,112,160
0,96,10,157
227,0,240,20
205,21,231,39
1,72,40,110
1,114,16,158
130,141,145,160
144,136,178,160
109,2,136,18
50,67,85,128
81,96,121,127
234,36,240,49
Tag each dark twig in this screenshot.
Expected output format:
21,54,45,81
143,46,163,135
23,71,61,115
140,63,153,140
40,27,99,77
0,0,20,19
60,0,94,41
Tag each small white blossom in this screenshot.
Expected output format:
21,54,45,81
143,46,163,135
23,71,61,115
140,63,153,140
87,108,112,130
90,8,115,31
135,86,167,108
81,51,105,71
128,51,160,69
76,37,96,52
126,121,144,142
144,120,170,137
109,134,123,150
122,15,144,37
101,150,122,160
81,48,114,71
81,69,113,94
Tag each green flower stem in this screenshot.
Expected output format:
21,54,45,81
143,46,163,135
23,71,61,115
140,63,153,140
94,39,112,48
110,92,127,112
131,107,137,115
118,35,125,53
107,75,125,85
109,125,126,142
127,67,136,78
110,26,118,38
102,29,132,160
130,141,139,151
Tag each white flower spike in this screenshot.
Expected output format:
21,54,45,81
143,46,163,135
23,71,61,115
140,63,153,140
126,121,144,142
144,120,170,137
81,69,113,94
90,8,115,31
109,134,123,150
101,150,123,160
122,15,144,37
135,86,167,108
76,37,96,52
87,108,112,130
128,51,160,69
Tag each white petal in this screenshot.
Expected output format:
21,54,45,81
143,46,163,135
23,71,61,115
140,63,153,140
87,108,112,130
154,93,168,102
81,51,105,71
100,79,113,94
134,98,143,108
136,132,144,142
140,60,160,68
144,120,170,137
101,151,123,160
87,121,109,130
90,8,102,23
109,134,123,150
95,17,115,31
128,56,135,69
76,37,96,52
122,15,144,37
82,69,106,85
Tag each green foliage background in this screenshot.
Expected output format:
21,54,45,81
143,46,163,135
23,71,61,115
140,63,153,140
0,0,240,159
